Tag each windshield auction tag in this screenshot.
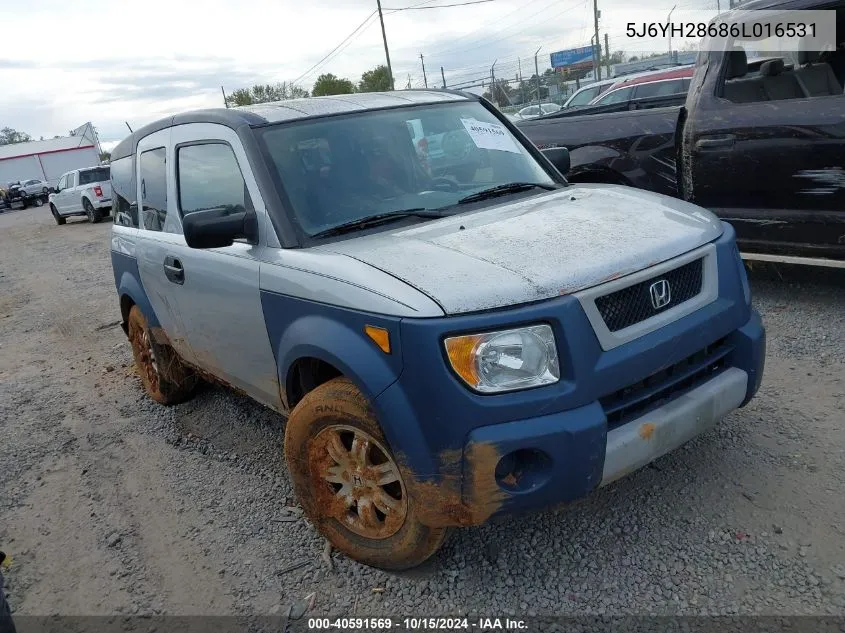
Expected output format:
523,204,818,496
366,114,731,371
460,119,521,154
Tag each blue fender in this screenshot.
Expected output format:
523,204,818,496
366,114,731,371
111,251,160,328
261,291,404,405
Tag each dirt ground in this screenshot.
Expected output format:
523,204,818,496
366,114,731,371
1,205,844,618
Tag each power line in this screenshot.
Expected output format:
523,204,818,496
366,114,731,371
293,10,378,84
384,0,495,10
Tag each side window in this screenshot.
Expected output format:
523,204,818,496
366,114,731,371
65,173,75,188
139,148,167,232
597,86,634,104
635,79,684,99
177,143,251,217
57,175,66,190
111,156,138,227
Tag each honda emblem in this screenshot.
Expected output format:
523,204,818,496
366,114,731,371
649,279,671,309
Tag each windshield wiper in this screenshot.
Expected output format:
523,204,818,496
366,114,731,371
311,208,450,239
457,182,559,205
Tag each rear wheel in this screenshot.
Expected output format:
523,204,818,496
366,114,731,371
83,198,102,223
285,377,448,570
127,306,197,405
50,204,65,225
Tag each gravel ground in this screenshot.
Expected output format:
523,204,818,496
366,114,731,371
1,206,844,620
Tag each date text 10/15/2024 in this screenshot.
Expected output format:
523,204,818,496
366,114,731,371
307,617,528,631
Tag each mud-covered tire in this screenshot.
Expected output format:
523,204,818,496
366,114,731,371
127,306,197,405
83,198,102,223
285,377,448,570
50,204,65,225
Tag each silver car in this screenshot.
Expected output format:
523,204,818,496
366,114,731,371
109,90,764,570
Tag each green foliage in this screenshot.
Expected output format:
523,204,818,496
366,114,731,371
359,65,393,92
312,73,356,97
0,127,32,145
225,82,309,107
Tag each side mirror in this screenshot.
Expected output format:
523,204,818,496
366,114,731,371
183,208,258,249
542,146,570,175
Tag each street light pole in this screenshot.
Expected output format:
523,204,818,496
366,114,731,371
667,4,677,61
534,46,542,107
376,0,395,90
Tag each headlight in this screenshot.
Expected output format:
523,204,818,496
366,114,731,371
734,244,751,305
444,324,560,393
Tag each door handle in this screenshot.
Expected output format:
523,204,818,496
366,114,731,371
163,256,184,285
695,134,736,150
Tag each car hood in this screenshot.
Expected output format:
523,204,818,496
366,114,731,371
319,184,723,315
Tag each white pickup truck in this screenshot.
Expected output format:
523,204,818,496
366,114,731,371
48,166,112,225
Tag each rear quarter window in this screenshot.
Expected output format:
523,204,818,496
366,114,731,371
111,156,137,227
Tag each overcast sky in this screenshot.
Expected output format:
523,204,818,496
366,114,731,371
1,0,718,150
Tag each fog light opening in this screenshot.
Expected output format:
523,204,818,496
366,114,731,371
494,448,552,493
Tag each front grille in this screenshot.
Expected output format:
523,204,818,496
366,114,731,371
600,337,732,429
595,258,704,332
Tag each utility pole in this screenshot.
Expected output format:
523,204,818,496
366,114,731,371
441,66,446,89
518,58,525,105
534,46,542,107
407,74,412,89
604,33,611,78
377,0,395,90
221,86,228,108
593,0,602,80
667,4,677,60
717,0,721,13
419,54,428,88
490,59,497,106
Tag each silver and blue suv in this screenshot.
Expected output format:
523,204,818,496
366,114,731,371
109,90,765,569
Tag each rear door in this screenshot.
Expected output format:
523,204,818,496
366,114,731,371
133,128,198,366
684,37,845,256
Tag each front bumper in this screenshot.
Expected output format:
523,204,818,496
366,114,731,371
401,309,765,527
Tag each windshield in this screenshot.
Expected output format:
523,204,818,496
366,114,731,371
258,101,555,237
79,167,110,185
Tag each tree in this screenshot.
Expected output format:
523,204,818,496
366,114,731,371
312,73,356,97
482,79,515,106
0,127,32,145
99,151,111,162
225,82,309,107
359,65,392,92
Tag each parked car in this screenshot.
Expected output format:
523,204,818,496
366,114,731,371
110,89,764,570
518,0,845,263
3,180,49,208
18,178,51,197
588,66,694,106
48,166,112,224
514,102,561,120
561,77,617,108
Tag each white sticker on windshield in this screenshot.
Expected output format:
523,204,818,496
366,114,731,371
460,118,521,154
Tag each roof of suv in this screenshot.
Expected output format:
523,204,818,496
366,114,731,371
112,90,471,160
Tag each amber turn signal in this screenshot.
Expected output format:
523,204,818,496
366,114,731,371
444,334,483,386
365,325,391,354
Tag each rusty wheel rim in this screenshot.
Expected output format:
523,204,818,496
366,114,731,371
130,323,160,393
309,425,407,539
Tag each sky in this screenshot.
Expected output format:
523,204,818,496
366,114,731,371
0,0,719,150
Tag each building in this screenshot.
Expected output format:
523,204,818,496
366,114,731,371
0,122,102,188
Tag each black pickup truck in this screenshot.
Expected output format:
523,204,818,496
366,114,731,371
518,0,845,262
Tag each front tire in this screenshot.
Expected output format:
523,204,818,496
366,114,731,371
127,306,197,405
285,377,448,570
50,204,66,225
83,198,102,223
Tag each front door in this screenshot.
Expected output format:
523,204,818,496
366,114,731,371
158,123,281,409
